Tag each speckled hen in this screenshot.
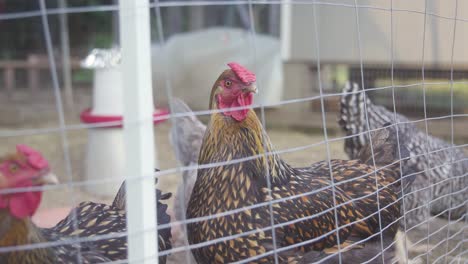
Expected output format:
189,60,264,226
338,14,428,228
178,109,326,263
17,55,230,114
169,98,206,223
339,82,468,230
186,63,410,263
0,145,172,264
111,170,172,263
169,98,205,263
0,145,122,263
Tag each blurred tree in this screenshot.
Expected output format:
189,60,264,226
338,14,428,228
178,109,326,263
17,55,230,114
0,0,42,59
0,0,280,59
0,0,113,59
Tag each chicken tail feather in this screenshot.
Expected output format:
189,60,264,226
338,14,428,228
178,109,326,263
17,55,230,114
169,98,206,166
357,123,414,193
339,82,374,159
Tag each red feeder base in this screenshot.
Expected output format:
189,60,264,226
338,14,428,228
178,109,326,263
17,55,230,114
80,108,169,128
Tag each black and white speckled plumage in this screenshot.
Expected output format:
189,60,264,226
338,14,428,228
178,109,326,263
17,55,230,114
29,177,173,264
40,202,128,263
0,203,127,263
111,177,172,264
0,208,115,264
339,82,468,230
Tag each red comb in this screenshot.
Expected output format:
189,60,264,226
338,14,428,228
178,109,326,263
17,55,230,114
227,62,256,84
16,145,49,170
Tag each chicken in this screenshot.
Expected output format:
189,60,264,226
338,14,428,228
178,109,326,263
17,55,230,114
339,82,468,230
296,236,396,264
186,63,410,263
168,98,205,263
0,144,120,263
168,99,403,264
111,170,172,264
169,98,206,223
0,145,172,264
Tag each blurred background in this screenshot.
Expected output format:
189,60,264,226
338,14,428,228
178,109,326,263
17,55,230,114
0,1,466,262
1,1,467,125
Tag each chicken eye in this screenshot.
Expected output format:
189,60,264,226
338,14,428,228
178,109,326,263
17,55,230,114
225,80,232,87
9,163,19,173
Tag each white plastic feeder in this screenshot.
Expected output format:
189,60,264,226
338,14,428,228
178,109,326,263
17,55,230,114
80,49,168,197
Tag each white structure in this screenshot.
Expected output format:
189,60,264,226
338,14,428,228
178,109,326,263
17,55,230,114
277,0,468,114
91,66,124,115
119,0,160,262
80,49,126,197
151,27,284,110
80,49,167,199
282,0,468,66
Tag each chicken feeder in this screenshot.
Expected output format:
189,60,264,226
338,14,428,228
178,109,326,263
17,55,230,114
80,48,168,197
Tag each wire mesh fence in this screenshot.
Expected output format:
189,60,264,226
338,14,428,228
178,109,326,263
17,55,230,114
0,1,466,264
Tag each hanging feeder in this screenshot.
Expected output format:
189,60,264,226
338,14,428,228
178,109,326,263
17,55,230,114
80,48,168,196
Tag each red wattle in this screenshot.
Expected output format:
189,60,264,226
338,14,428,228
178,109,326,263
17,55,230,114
218,93,253,121
9,191,42,219
0,197,7,209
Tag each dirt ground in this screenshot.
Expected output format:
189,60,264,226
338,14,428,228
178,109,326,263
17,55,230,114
0,90,466,263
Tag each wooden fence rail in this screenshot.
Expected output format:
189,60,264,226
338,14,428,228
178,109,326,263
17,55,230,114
0,54,81,92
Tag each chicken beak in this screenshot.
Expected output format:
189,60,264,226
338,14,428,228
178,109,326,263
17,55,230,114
34,172,59,185
243,84,258,94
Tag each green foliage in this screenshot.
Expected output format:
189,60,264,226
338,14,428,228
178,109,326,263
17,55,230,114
72,69,93,83
93,33,113,49
376,79,468,96
0,0,114,59
375,79,468,110
334,65,349,86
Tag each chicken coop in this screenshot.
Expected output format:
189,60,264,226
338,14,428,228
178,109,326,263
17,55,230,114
0,0,466,264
